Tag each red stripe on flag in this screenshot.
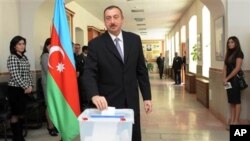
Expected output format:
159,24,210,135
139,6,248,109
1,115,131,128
49,25,80,116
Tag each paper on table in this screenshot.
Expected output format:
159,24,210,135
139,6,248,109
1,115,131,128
101,107,116,115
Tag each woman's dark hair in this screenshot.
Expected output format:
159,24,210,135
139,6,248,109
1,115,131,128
224,36,242,64
9,35,26,54
41,38,51,55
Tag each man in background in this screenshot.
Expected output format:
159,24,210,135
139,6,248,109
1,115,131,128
172,52,183,85
82,45,88,58
78,46,88,111
74,43,81,77
156,53,165,79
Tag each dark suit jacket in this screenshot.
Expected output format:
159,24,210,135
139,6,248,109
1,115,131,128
75,54,86,76
82,31,151,114
156,56,164,69
172,56,183,70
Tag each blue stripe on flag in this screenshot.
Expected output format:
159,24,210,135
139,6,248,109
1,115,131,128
53,0,75,68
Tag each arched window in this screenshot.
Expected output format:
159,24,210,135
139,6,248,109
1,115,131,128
202,6,211,77
175,32,180,53
188,15,197,73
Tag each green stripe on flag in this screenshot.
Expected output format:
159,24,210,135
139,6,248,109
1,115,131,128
47,73,79,141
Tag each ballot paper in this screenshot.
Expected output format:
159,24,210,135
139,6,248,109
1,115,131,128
224,82,232,89
101,106,116,115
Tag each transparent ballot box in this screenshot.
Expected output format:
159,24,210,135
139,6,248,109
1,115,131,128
78,108,134,141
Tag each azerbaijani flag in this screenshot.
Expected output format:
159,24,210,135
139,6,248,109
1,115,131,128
47,0,80,140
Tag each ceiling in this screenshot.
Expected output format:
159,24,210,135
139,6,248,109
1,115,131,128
73,0,195,40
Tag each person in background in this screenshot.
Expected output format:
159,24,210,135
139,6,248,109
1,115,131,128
7,35,34,141
40,38,58,136
223,36,244,129
76,45,88,77
74,43,81,56
82,45,88,58
77,45,88,111
74,43,81,77
172,52,183,85
82,5,152,141
74,43,85,111
156,53,165,79
182,52,186,72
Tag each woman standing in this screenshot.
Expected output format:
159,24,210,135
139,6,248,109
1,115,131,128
7,35,34,141
40,38,58,136
223,36,244,128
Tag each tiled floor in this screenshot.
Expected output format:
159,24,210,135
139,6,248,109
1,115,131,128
1,74,229,141
140,74,228,141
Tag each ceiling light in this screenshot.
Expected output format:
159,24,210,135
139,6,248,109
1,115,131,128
137,24,146,26
131,9,144,13
134,18,145,22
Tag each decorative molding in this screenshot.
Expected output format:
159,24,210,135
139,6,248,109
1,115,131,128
210,67,222,72
66,7,75,40
210,68,250,72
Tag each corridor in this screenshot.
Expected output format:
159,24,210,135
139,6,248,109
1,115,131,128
16,74,229,141
140,74,229,141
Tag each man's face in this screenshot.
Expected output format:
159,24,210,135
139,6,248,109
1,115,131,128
84,49,88,54
104,8,123,36
74,44,81,55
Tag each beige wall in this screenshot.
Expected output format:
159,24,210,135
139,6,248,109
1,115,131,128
66,1,104,46
0,0,20,73
0,0,104,73
34,0,54,71
209,69,229,123
227,0,250,69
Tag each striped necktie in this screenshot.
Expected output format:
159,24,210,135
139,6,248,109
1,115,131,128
114,38,124,62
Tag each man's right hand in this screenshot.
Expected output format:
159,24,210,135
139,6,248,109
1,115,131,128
92,95,108,110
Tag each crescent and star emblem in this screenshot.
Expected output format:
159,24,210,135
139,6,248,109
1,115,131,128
48,46,65,72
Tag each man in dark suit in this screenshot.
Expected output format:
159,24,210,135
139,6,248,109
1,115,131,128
172,52,183,85
82,5,152,141
182,55,186,72
76,45,88,111
156,53,165,79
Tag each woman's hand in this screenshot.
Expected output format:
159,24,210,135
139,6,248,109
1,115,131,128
24,86,32,94
223,78,228,85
